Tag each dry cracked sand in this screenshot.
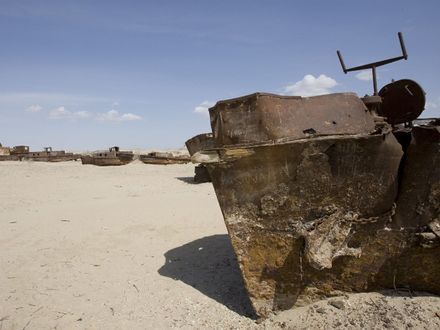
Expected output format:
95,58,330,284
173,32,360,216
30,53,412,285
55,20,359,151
1,161,439,329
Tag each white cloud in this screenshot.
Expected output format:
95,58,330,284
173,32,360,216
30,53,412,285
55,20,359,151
424,99,440,118
74,111,92,119
49,106,70,119
49,106,91,120
119,113,142,121
355,70,373,81
26,104,43,112
426,101,437,110
283,74,337,97
194,101,215,116
0,92,108,105
96,110,142,122
41,106,142,122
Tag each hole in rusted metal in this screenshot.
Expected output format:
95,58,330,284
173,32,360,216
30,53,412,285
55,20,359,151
303,128,316,135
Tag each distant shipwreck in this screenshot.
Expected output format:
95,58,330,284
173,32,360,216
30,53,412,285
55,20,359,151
139,151,190,165
0,145,79,162
185,133,214,183
81,146,134,166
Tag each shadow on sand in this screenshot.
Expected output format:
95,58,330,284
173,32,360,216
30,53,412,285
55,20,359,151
175,176,199,185
158,234,255,318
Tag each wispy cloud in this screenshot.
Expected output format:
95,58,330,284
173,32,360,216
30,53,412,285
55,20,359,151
283,74,337,97
424,99,440,118
1,92,143,123
96,110,142,122
0,92,109,109
49,106,91,120
355,70,373,81
49,107,142,122
26,104,43,113
194,101,215,116
0,92,103,102
426,100,437,110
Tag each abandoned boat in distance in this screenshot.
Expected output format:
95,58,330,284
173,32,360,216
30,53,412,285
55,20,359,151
139,151,190,165
185,133,214,183
23,147,79,162
7,145,30,161
1,145,39,161
0,143,15,161
81,146,134,166
1,145,79,162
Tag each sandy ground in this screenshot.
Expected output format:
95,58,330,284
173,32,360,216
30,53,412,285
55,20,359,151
1,161,439,329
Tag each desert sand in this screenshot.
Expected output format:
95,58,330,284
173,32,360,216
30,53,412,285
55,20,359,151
1,161,439,329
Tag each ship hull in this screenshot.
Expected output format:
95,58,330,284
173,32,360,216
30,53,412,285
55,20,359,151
199,92,440,317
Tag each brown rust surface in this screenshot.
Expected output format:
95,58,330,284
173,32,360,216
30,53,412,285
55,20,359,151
23,149,79,162
393,125,440,228
185,134,214,182
10,145,29,155
139,152,190,165
185,133,215,156
81,148,134,166
0,146,10,156
194,165,211,183
206,132,406,315
200,92,439,317
209,93,375,148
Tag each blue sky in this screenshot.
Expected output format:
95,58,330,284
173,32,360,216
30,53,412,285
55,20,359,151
1,0,439,150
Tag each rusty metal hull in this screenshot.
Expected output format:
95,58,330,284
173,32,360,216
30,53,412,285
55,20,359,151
80,155,94,165
209,92,375,147
194,164,211,183
205,132,411,315
81,157,132,166
185,133,215,156
139,154,190,165
0,155,22,161
81,151,134,166
198,92,440,317
22,151,79,162
10,146,29,155
0,146,10,156
185,134,214,182
0,146,26,161
394,125,440,229
24,156,79,162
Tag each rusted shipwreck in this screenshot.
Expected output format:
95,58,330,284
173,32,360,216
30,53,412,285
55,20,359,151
10,145,29,155
185,133,214,183
81,146,134,166
23,147,79,162
0,143,13,161
139,151,190,165
192,33,439,317
1,145,30,161
0,145,79,162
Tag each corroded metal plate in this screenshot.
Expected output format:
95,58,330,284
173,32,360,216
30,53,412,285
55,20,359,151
209,93,375,147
